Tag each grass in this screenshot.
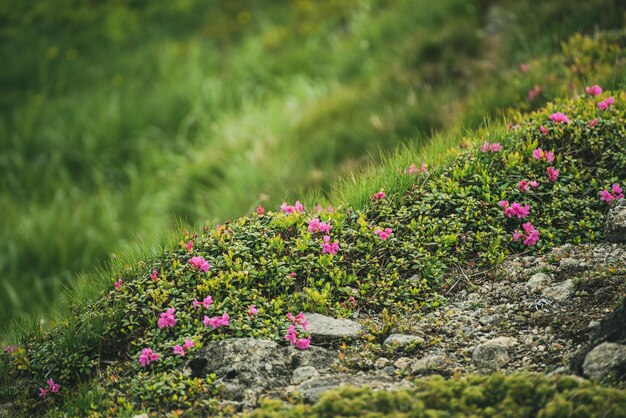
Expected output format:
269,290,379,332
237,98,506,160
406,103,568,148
1,0,624,327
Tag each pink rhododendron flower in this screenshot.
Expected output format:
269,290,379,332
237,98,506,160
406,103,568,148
308,218,332,234
3,345,17,354
499,201,530,218
546,166,559,182
114,279,122,289
406,162,428,174
600,183,624,205
295,337,311,350
39,388,48,398
372,191,386,199
285,325,297,346
529,180,539,188
588,118,598,128
519,180,539,192
280,201,304,214
138,348,160,367
481,141,503,153
173,345,185,356
249,305,259,316
539,126,548,135
549,112,569,124
256,205,265,215
193,295,213,309
150,269,158,282
286,312,308,330
189,256,210,272
203,312,230,329
185,240,193,252
321,235,339,254
289,272,297,279
158,308,177,329
585,85,603,96
183,339,195,350
38,377,61,398
533,148,555,162
374,227,393,240
598,97,615,110
513,222,540,246
528,85,542,101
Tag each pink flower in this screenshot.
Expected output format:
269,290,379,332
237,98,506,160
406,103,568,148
193,295,213,309
249,305,259,316
150,269,158,282
189,256,210,272
287,312,308,330
528,85,542,101
519,63,529,73
280,201,304,214
183,338,195,350
285,325,297,346
256,205,265,215
481,141,503,153
549,112,569,124
585,85,603,96
546,166,559,182
185,240,193,252
588,118,598,128
499,201,530,218
513,222,540,246
3,345,18,354
138,348,160,367
598,97,615,110
529,180,539,188
295,337,311,350
39,388,48,398
308,218,332,234
114,279,122,289
372,191,386,200
539,126,548,135
173,345,185,356
533,148,554,162
158,308,177,329
321,235,339,255
203,312,230,329
600,183,624,205
289,272,297,279
407,162,428,174
374,226,393,240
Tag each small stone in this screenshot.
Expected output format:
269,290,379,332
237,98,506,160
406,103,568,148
472,337,517,370
542,280,574,302
132,415,149,418
583,342,626,381
605,199,626,242
526,273,552,293
305,313,362,342
375,358,390,369
383,334,425,350
393,357,413,370
410,354,446,374
291,366,319,385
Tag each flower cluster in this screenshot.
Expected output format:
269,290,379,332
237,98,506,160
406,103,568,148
513,222,540,246
308,218,332,234
533,148,555,162
481,141,503,153
549,112,569,124
158,308,177,329
138,348,160,367
189,256,210,272
598,96,615,110
585,85,603,96
280,201,304,214
372,191,386,199
114,278,122,289
150,269,158,282
374,227,393,240
184,240,193,252
600,184,624,205
321,235,339,254
192,295,213,309
518,180,539,192
406,162,427,174
172,339,195,357
38,378,60,398
528,84,542,101
248,305,258,316
499,201,530,218
539,126,549,135
546,166,559,182
284,312,310,350
203,312,230,329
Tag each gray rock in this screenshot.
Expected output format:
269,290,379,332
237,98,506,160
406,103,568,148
375,357,391,369
472,337,517,370
393,357,413,370
542,279,574,302
583,342,626,381
605,199,626,242
383,334,425,350
526,273,552,293
292,374,411,403
188,338,336,407
410,354,446,374
291,366,320,385
305,312,362,342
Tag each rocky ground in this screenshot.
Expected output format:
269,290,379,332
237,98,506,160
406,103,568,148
174,202,626,414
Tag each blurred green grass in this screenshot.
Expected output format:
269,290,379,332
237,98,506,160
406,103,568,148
0,0,624,327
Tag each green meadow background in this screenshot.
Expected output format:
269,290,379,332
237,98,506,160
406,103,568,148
0,0,623,330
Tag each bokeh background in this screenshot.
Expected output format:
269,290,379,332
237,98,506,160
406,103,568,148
0,0,624,330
